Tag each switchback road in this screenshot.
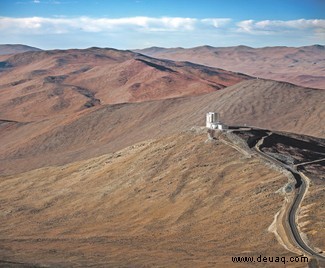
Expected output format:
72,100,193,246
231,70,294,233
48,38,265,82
253,132,325,261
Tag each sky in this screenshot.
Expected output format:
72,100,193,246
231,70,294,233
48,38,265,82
0,0,324,49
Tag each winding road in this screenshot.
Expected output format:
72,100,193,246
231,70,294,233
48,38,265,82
253,132,325,261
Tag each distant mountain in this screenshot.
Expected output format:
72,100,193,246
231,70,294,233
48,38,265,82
0,44,42,55
135,45,325,89
0,47,251,122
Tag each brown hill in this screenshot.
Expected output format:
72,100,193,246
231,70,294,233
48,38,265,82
0,47,324,267
0,44,42,55
1,79,324,176
135,45,325,89
0,130,305,267
0,47,250,122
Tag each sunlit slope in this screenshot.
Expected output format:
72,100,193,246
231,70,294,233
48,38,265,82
0,131,296,267
0,47,250,121
135,45,325,89
1,79,323,175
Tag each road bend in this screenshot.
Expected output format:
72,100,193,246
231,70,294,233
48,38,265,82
254,133,325,261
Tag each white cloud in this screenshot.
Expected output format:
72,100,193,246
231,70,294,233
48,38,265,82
0,16,324,49
33,0,40,3
201,18,232,28
0,16,232,34
2,16,323,34
237,19,325,34
236,20,255,33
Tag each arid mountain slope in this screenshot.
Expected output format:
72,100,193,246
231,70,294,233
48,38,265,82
1,79,324,175
135,45,325,89
0,46,324,268
0,130,301,267
0,44,42,55
0,47,250,121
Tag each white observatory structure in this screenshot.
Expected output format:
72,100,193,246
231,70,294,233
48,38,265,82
206,112,227,130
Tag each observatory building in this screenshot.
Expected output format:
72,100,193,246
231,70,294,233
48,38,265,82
206,112,227,130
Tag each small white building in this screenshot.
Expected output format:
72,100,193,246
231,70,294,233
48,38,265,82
206,112,228,130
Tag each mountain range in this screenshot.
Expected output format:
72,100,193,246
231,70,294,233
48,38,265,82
0,47,250,122
135,45,325,89
0,45,324,267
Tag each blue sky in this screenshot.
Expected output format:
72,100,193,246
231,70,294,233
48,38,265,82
0,0,324,49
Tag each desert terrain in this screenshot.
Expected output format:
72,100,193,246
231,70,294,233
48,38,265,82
0,47,250,122
0,79,325,174
135,45,325,89
1,77,324,176
0,46,324,267
233,129,325,261
0,130,311,267
0,44,41,56
1,48,323,177
256,132,325,254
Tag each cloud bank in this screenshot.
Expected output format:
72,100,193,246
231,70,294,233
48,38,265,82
0,16,323,48
237,19,325,34
0,16,232,33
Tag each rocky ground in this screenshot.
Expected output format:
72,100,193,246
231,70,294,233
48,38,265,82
0,130,304,267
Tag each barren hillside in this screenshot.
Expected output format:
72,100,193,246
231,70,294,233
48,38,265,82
0,130,304,267
0,44,42,55
0,46,324,268
1,79,324,175
135,45,325,89
0,47,250,121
